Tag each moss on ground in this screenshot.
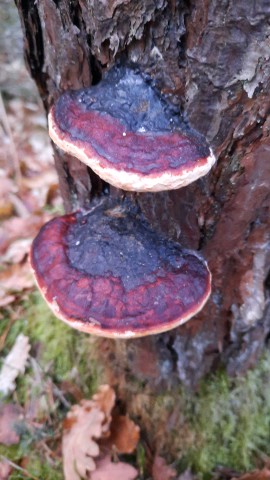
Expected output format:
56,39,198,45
1,291,270,478
0,291,103,478
181,356,270,474
1,292,102,396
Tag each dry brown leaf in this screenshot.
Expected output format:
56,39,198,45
91,385,116,436
0,334,30,396
152,455,177,480
0,214,51,256
233,469,270,480
0,460,12,479
0,294,15,308
0,175,17,197
0,172,16,219
108,415,140,454
0,403,23,444
22,168,58,190
62,404,104,480
21,169,59,211
60,381,83,403
0,262,35,307
89,455,138,480
0,403,23,445
0,200,13,219
62,385,139,480
1,238,32,264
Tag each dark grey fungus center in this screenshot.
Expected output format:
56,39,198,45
66,201,186,291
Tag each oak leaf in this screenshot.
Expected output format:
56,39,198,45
62,385,140,480
152,455,177,480
89,455,138,480
234,469,270,480
108,415,140,454
0,403,23,445
91,384,116,436
0,263,35,307
0,334,30,396
0,460,12,480
62,403,104,480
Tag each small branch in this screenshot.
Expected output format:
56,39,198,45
0,455,39,480
0,93,22,184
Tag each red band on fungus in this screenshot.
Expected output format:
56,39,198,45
30,199,211,338
48,67,216,192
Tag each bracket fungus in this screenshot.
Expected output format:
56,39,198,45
48,66,216,192
30,199,211,338
31,65,216,337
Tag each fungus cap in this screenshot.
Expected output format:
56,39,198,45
30,199,211,338
49,67,216,192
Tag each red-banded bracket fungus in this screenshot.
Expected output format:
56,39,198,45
30,199,211,338
48,66,216,192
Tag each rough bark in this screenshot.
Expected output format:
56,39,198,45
15,0,270,451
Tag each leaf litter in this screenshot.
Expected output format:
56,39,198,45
1,4,270,480
0,59,60,309
62,385,139,480
0,403,23,445
0,333,30,396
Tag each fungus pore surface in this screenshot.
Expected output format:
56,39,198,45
30,199,211,338
49,66,216,192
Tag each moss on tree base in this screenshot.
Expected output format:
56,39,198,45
1,292,270,478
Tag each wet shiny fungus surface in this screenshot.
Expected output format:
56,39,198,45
53,66,210,175
31,199,211,335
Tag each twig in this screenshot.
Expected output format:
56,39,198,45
0,318,16,352
0,92,22,184
0,455,39,480
52,382,72,409
30,357,71,408
9,192,31,217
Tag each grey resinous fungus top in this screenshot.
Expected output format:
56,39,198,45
31,199,211,337
53,66,211,175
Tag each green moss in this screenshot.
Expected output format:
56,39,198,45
136,442,146,477
6,455,62,480
22,454,62,480
182,355,270,474
1,291,102,397
3,291,270,476
0,441,63,479
0,290,105,478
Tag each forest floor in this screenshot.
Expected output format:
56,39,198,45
1,2,270,480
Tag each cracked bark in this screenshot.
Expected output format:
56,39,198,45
15,0,270,452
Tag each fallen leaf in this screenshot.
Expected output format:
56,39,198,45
152,455,177,480
234,469,270,480
62,386,140,480
22,168,58,189
0,295,15,308
0,200,13,219
1,238,32,263
0,175,17,197
63,404,104,480
91,385,116,436
90,455,138,480
0,334,30,396
108,415,140,454
0,403,23,445
0,214,51,256
60,381,83,403
0,263,35,307
0,175,17,219
0,460,12,479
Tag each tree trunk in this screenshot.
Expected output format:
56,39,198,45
15,0,270,453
